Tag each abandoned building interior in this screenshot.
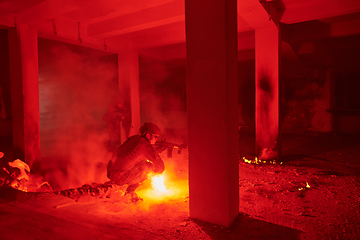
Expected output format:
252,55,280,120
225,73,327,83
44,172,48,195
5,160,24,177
0,0,360,239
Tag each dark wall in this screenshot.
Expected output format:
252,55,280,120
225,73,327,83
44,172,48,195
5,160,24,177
281,35,360,135
235,34,360,136
238,59,255,130
0,29,12,137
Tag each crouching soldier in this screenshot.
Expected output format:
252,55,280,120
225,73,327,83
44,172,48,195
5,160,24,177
107,123,165,202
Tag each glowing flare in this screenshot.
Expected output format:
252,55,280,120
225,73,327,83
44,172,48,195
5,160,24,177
151,175,167,193
299,182,311,191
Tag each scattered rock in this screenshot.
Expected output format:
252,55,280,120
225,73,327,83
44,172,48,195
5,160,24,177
180,222,187,227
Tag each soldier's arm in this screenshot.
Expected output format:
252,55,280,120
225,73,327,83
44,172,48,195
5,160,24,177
144,144,165,174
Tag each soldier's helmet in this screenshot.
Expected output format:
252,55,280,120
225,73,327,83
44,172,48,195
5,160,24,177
139,123,160,136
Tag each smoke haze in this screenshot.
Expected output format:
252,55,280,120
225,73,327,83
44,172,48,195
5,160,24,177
139,57,187,143
38,39,119,190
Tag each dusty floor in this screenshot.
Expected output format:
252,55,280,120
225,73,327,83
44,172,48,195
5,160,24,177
0,133,360,240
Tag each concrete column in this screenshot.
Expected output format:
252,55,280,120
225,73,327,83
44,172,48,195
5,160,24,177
8,24,40,168
185,0,239,226
255,26,280,160
118,48,141,142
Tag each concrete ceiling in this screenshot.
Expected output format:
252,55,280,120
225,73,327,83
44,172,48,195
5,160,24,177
0,0,360,60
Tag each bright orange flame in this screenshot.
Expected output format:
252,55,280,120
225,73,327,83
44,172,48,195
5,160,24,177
139,171,187,201
151,175,167,193
242,156,282,165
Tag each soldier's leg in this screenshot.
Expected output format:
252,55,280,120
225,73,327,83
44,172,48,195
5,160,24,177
124,161,153,201
124,183,140,195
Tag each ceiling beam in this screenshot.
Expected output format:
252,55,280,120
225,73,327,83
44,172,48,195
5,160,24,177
18,0,81,24
63,0,177,24
37,30,120,54
0,10,15,27
331,18,360,37
119,21,186,49
0,0,45,12
281,0,360,24
238,0,283,29
35,16,123,53
282,18,360,44
87,0,184,39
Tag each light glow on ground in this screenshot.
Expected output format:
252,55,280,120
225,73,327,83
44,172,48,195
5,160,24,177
137,170,188,202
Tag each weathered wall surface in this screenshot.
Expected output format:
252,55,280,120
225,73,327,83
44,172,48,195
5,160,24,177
38,39,119,189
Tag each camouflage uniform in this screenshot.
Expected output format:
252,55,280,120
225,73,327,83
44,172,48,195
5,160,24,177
107,135,165,195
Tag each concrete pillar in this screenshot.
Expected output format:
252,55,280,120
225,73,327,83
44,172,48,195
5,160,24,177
8,24,40,168
255,26,280,160
185,0,239,226
118,48,141,142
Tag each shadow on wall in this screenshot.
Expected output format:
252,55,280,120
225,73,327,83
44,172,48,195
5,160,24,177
192,213,303,240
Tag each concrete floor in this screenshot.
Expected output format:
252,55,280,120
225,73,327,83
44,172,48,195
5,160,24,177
1,132,360,239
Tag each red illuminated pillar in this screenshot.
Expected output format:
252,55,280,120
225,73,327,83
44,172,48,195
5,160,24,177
118,48,140,142
8,24,41,168
185,0,239,226
255,26,280,160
